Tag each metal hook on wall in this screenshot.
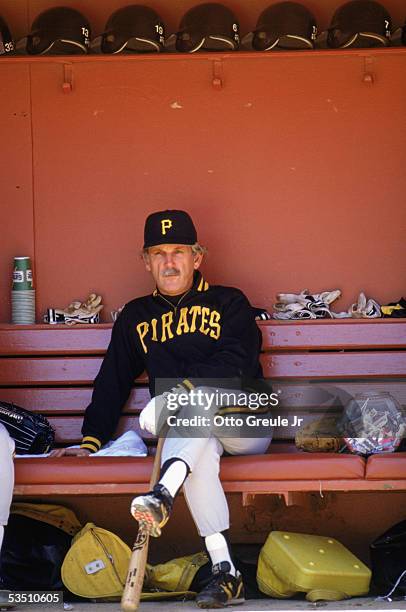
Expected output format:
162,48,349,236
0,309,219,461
212,59,223,90
62,64,73,93
362,56,375,85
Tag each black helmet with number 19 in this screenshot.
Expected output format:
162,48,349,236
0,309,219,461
16,7,90,55
0,15,14,55
166,3,240,52
91,5,165,53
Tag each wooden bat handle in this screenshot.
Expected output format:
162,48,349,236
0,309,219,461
149,435,165,488
121,436,165,611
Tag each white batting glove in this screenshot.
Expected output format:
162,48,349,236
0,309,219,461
139,393,167,435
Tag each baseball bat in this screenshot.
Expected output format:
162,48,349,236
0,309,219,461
121,435,165,611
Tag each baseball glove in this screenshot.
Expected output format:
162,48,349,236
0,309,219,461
295,415,345,453
0,401,55,454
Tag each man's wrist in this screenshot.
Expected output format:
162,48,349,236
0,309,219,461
80,436,102,453
181,379,194,391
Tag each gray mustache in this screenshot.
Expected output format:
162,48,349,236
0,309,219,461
162,268,180,277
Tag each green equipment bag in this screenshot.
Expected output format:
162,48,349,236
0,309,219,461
257,531,371,601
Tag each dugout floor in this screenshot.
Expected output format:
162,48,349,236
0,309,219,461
3,597,405,611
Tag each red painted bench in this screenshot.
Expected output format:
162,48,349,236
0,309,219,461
0,319,404,498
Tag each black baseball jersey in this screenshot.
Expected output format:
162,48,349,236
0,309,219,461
81,271,264,451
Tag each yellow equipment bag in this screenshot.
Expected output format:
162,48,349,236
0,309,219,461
61,522,131,598
11,503,82,536
257,531,371,601
143,551,209,599
62,521,209,601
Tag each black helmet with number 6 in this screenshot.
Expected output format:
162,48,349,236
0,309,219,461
91,5,165,53
167,3,240,52
327,0,391,48
0,15,14,55
243,2,317,50
16,7,90,55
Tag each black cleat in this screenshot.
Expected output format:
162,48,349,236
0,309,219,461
130,483,173,537
196,561,245,608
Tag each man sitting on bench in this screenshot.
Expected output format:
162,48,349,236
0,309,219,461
52,209,273,608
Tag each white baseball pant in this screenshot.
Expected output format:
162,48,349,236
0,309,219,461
160,387,273,537
0,423,14,552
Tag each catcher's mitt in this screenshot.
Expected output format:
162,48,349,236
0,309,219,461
0,401,55,454
295,415,345,453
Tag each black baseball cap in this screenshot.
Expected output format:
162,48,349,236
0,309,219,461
143,210,197,248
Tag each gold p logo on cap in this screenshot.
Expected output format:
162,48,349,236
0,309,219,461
161,219,172,235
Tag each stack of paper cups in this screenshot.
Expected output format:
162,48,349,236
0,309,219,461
11,256,35,324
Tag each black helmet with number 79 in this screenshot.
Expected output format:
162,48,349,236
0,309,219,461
91,5,165,53
166,3,240,52
16,7,90,55
0,15,14,55
327,0,392,48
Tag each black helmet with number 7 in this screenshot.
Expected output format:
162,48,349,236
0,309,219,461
91,5,165,53
327,0,391,48
0,15,14,55
166,3,240,52
16,7,90,55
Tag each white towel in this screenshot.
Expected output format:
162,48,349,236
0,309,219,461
15,430,148,458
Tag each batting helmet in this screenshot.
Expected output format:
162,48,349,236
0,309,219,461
91,5,165,54
401,20,406,45
389,18,406,46
327,0,391,48
16,7,90,55
243,2,317,50
0,15,14,55
166,3,240,52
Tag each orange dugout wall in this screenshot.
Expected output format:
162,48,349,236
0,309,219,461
0,0,405,322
